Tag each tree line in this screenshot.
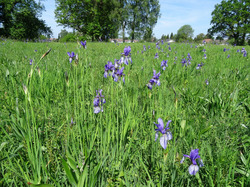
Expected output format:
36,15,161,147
0,0,249,45
54,0,160,42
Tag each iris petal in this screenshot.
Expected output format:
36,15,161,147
160,134,168,149
188,165,199,175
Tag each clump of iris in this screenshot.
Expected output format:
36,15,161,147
154,53,159,59
161,60,168,70
196,63,204,70
154,118,172,149
180,149,204,175
104,61,115,78
113,67,125,83
93,89,106,114
146,70,161,90
120,46,132,65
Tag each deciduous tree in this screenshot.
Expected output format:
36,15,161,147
208,0,250,45
0,0,51,39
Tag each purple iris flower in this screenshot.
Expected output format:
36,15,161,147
203,49,206,52
180,149,204,175
113,67,125,83
227,54,230,58
121,46,132,65
80,40,87,49
146,70,161,89
203,54,207,59
161,60,168,70
237,49,240,53
241,48,247,57
196,63,204,69
223,48,226,52
154,118,172,149
67,52,75,63
104,61,115,78
93,89,106,114
169,47,171,51
205,79,209,85
154,53,159,59
29,59,33,65
161,40,164,44
143,45,146,51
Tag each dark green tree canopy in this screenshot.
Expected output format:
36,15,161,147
176,24,194,42
55,0,160,42
55,0,120,41
208,0,250,45
0,0,51,40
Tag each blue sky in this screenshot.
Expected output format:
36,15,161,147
39,0,222,39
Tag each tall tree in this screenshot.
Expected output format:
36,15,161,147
176,25,194,42
0,0,51,39
127,0,160,42
55,0,119,41
208,0,250,45
170,32,173,39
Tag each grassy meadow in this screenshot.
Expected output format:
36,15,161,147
0,40,249,186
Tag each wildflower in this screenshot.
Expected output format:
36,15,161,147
241,48,247,57
169,47,171,51
121,46,132,65
80,40,87,49
146,70,161,89
104,61,115,78
154,118,172,149
203,40,206,44
161,60,168,70
223,48,226,52
161,40,164,44
29,59,33,65
113,67,125,83
203,49,206,52
196,63,204,69
227,54,230,58
203,54,207,59
67,52,75,63
180,149,204,175
93,89,106,114
154,53,159,59
205,79,209,85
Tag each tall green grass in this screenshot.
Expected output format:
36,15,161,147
0,40,249,186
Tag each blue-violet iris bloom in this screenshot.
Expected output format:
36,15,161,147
104,61,115,78
67,52,75,63
93,89,106,114
80,40,87,49
154,118,172,149
161,60,168,70
180,149,204,175
121,46,132,65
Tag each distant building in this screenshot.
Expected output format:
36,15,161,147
110,38,138,43
203,39,213,43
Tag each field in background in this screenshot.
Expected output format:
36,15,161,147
0,40,249,186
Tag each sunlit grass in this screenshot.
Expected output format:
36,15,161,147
0,40,249,186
